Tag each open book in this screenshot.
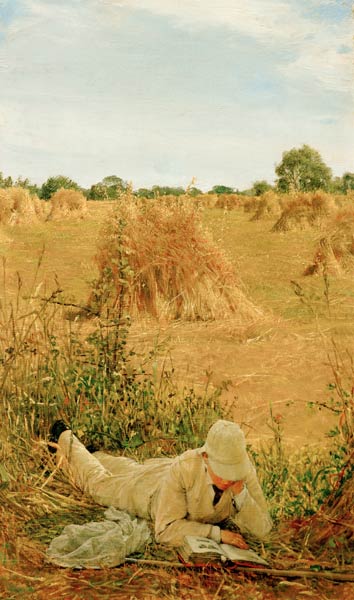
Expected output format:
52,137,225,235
178,535,269,567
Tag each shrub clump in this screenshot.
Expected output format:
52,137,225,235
47,188,87,221
89,195,262,321
272,191,336,232
304,209,354,276
0,187,45,225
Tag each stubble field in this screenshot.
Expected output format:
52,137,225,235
1,197,353,599
2,200,353,444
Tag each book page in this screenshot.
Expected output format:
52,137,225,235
220,544,269,566
184,536,225,556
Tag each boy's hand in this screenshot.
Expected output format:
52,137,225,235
221,530,248,549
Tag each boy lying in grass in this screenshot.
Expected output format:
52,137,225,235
49,419,272,547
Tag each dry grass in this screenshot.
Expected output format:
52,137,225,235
250,191,284,222
47,188,87,221
1,434,353,599
306,457,353,548
272,191,336,233
0,187,46,225
281,448,354,560
304,209,354,276
90,195,263,322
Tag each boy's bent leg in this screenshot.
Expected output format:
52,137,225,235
58,430,113,500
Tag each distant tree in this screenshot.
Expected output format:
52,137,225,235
209,185,234,194
275,145,332,192
15,176,30,188
341,172,354,193
187,186,203,197
328,176,343,194
251,180,272,196
135,187,155,199
101,175,126,188
151,185,185,197
15,176,41,196
88,183,109,201
41,175,79,200
88,175,128,200
0,171,13,188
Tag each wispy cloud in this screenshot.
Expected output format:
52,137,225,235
0,0,352,188
120,0,352,93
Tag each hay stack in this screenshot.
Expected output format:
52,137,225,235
250,190,283,221
156,193,216,210
47,188,87,221
304,209,354,276
243,196,259,214
0,187,45,225
89,196,262,321
191,193,217,209
215,194,242,211
272,191,336,232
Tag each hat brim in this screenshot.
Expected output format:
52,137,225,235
207,455,251,481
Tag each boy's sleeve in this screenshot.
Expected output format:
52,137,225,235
231,465,273,539
154,458,220,546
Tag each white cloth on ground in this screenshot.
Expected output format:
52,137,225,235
46,507,151,569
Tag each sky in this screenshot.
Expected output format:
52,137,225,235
0,0,353,191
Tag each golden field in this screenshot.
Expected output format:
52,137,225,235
1,197,354,445
1,193,353,599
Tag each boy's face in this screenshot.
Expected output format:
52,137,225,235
202,453,236,490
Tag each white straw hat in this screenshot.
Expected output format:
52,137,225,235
202,420,251,481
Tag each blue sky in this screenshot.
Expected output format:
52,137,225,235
0,0,352,190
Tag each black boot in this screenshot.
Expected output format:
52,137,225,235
48,419,70,453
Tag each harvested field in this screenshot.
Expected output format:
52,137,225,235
1,197,354,599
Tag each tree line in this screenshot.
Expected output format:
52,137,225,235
1,145,353,200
